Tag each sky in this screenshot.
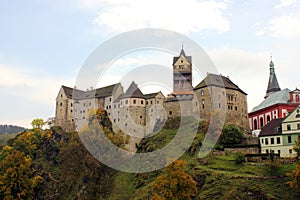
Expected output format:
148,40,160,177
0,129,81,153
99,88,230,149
0,0,300,128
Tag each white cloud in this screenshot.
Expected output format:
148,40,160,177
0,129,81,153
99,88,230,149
269,10,300,37
0,64,74,106
255,30,265,36
90,0,230,34
275,0,296,8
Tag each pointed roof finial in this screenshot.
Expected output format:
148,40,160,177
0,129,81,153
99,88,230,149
270,53,274,68
181,41,184,50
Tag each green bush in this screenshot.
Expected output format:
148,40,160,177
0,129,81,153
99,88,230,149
234,151,245,164
219,124,244,145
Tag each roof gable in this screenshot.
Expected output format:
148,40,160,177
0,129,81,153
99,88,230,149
259,118,282,137
282,105,300,123
173,49,192,65
194,73,247,94
119,81,144,99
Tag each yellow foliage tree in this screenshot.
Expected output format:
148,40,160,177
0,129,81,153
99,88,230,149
31,118,46,129
151,160,197,200
0,151,34,199
287,164,300,190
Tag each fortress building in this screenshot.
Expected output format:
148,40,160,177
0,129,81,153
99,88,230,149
55,48,249,133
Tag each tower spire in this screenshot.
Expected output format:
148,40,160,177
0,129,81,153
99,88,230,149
265,57,281,98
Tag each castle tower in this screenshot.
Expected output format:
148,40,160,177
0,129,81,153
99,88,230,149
172,48,193,95
265,59,281,98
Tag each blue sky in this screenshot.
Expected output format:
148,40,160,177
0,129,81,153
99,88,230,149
1,0,300,127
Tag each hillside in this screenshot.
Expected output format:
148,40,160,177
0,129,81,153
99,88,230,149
0,124,26,145
0,118,299,199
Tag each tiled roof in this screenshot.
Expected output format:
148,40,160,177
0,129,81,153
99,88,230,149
144,92,160,99
95,83,121,98
259,118,282,137
62,85,85,99
251,88,291,113
118,81,144,99
63,83,121,100
173,49,192,65
194,73,247,95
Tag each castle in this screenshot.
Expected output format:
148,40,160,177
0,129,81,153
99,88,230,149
55,49,249,133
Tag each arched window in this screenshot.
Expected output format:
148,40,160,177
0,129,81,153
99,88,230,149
296,95,300,102
267,115,271,123
296,114,300,118
254,119,258,130
260,117,264,128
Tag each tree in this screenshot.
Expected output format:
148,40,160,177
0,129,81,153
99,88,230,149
293,139,300,159
219,124,244,145
31,118,45,129
151,160,197,200
287,164,300,190
0,150,42,200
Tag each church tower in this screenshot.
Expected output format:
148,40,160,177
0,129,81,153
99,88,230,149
172,48,193,96
265,59,281,98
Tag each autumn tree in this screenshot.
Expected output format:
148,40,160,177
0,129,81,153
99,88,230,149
31,118,46,129
0,149,42,200
151,160,197,200
287,164,300,191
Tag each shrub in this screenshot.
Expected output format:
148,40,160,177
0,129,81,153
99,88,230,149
234,151,245,164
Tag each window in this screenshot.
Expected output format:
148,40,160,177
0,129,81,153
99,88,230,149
151,100,153,104
235,106,238,111
288,135,292,143
60,102,62,106
202,99,205,109
297,123,300,130
140,116,143,119
287,124,291,130
261,138,264,144
266,149,269,154
109,97,112,102
201,90,204,96
289,149,292,154
265,138,269,145
169,111,172,115
71,110,73,113
278,150,281,155
271,138,274,144
71,103,73,107
276,137,281,144
296,114,300,118
61,94,63,97
89,102,91,106
254,119,258,130
141,100,144,105
267,115,270,123
125,100,128,104
260,117,264,128
133,99,136,104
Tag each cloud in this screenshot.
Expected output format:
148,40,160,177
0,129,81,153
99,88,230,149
0,64,75,126
269,10,300,37
275,0,296,8
90,0,230,34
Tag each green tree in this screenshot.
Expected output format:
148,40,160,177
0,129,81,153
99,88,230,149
151,160,197,200
293,139,300,159
219,124,244,145
31,118,45,129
